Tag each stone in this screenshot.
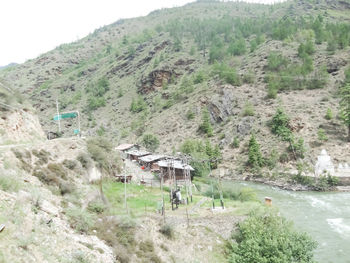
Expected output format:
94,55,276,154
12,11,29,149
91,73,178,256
237,116,255,137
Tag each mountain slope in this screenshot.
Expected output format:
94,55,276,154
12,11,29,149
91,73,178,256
1,0,350,178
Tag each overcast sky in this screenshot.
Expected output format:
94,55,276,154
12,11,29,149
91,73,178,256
0,0,282,66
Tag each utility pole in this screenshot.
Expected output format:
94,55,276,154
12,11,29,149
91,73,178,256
56,99,61,133
124,161,128,214
161,173,165,223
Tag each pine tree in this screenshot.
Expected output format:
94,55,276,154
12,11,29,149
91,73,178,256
199,108,213,137
339,83,350,141
248,134,264,170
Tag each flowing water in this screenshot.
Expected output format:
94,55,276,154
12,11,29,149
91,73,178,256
231,181,350,263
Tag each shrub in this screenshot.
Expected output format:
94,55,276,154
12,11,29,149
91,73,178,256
213,63,241,86
59,181,75,195
142,133,160,152
238,187,257,202
0,175,21,192
325,108,333,120
247,134,264,170
231,137,240,148
242,71,255,84
270,107,292,141
186,110,195,120
297,40,315,58
180,139,221,174
242,102,255,117
32,149,50,165
87,96,106,111
63,159,77,170
77,153,91,169
194,71,205,84
317,128,328,142
159,224,174,239
130,96,147,113
267,52,288,71
87,137,119,173
65,207,95,234
228,38,246,56
87,199,106,214
228,211,317,263
198,108,213,137
288,137,306,160
47,163,67,180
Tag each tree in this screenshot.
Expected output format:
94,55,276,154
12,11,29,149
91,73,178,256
271,107,292,141
228,211,317,263
198,108,213,137
142,133,160,152
247,134,264,170
339,83,350,141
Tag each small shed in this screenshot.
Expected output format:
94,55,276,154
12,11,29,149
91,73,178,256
126,150,150,161
115,143,139,152
139,154,166,171
157,159,194,181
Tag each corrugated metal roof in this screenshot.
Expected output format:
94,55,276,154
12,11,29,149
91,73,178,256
115,143,135,151
157,159,194,171
139,154,165,163
126,150,150,157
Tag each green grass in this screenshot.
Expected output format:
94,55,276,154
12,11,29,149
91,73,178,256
104,180,169,215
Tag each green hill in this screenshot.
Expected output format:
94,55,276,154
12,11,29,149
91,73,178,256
1,0,350,181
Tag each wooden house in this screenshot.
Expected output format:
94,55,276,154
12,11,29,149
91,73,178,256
138,154,166,171
157,159,194,181
126,150,150,161
115,144,139,158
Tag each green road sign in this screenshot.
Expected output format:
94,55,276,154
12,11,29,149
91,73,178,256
53,112,78,120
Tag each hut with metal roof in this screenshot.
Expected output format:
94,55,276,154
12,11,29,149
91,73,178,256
138,154,166,171
115,143,139,152
126,150,150,161
157,159,194,181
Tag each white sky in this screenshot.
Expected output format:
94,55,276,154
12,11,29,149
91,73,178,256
0,0,281,66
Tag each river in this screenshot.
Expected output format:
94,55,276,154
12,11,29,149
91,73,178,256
233,181,350,263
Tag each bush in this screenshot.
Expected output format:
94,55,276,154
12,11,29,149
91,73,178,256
0,175,21,192
228,211,317,263
77,153,91,169
159,224,174,239
87,96,106,111
231,137,240,148
87,137,118,173
317,128,328,142
65,207,95,234
288,137,306,160
186,110,195,120
87,199,106,214
47,163,67,180
325,108,333,120
242,71,255,84
270,107,292,141
194,71,205,84
63,159,77,170
198,108,213,137
267,52,288,71
213,63,241,86
242,102,255,117
247,134,264,170
32,149,50,165
228,38,246,56
130,96,147,113
59,181,75,195
180,139,221,175
141,133,160,152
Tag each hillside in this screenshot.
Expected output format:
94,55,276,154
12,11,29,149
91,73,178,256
1,0,350,181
